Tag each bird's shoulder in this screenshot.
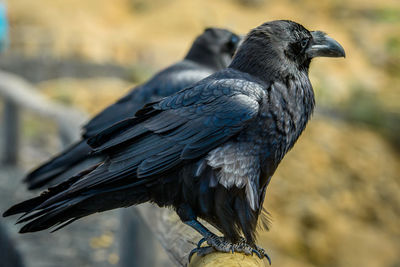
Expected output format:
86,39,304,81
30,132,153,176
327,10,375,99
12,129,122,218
153,68,269,112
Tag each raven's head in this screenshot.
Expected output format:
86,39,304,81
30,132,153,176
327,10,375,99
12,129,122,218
185,28,241,70
231,20,345,78
268,20,345,67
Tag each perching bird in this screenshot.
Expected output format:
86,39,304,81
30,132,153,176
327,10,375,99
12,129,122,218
4,20,345,263
24,27,241,190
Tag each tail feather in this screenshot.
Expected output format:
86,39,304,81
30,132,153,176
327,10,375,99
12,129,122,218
25,140,92,190
18,196,89,233
5,161,151,233
3,163,99,218
2,195,47,217
50,217,82,233
16,199,70,224
17,185,150,233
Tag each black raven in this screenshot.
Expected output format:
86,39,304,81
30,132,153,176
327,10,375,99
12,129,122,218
24,28,241,190
4,20,345,262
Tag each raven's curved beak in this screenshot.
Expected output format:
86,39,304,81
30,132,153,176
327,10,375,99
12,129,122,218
306,31,346,58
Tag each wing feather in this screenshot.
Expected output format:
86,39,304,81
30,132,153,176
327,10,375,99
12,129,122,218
80,71,266,193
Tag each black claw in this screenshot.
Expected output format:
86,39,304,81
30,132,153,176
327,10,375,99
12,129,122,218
198,246,215,256
188,248,198,263
265,253,272,265
189,246,216,262
197,237,207,248
252,249,262,259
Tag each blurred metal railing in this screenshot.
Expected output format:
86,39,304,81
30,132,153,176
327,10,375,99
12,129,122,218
0,70,87,165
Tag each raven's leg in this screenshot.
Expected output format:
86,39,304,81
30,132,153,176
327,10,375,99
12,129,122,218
177,204,270,263
176,204,233,260
183,219,232,261
176,204,232,253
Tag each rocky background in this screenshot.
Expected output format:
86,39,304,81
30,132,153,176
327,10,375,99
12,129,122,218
0,0,399,266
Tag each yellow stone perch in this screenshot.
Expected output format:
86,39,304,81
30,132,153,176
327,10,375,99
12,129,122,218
189,252,266,267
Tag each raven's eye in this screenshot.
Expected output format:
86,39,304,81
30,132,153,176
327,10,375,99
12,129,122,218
300,39,309,49
230,35,239,45
226,35,239,52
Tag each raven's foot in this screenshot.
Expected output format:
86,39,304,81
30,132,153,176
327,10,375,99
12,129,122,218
230,238,271,264
254,244,271,264
234,239,271,265
189,235,233,262
189,236,271,265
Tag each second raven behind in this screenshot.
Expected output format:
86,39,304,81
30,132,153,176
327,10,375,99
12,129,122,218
25,28,240,190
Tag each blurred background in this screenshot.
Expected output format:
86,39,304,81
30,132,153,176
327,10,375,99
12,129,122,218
0,0,399,266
